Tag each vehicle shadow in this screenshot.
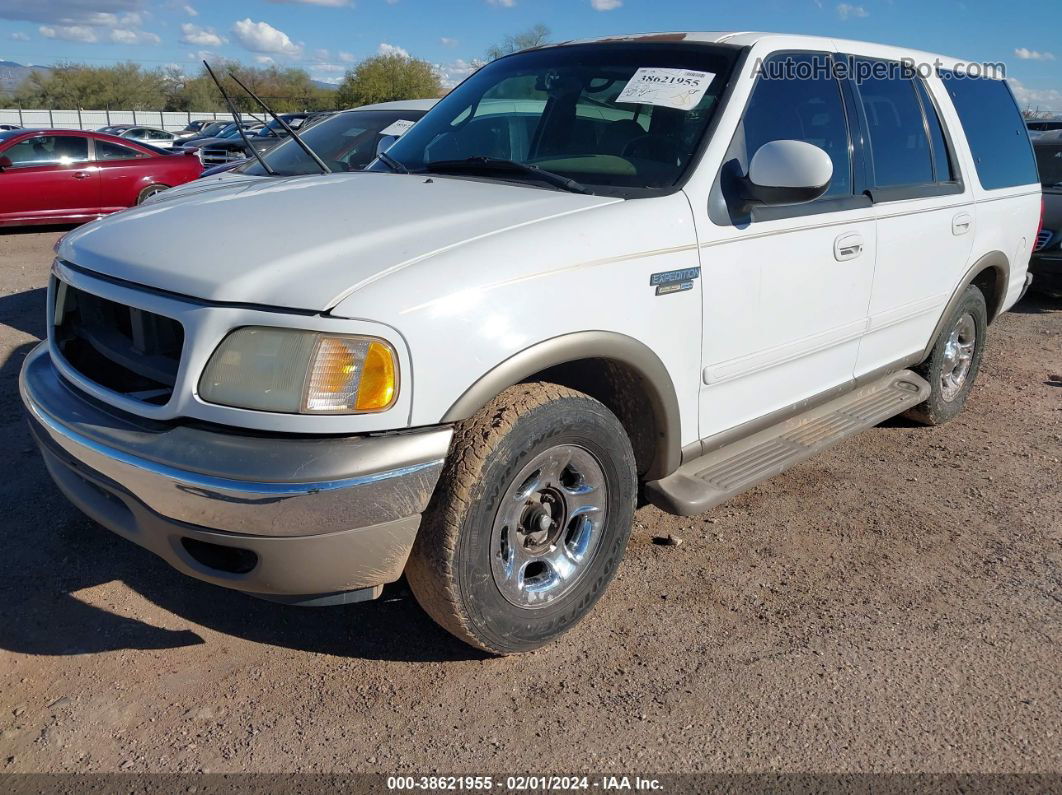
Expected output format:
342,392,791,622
1010,290,1060,315
0,291,483,663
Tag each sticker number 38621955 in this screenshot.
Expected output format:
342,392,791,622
616,68,716,111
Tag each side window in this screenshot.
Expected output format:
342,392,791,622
913,78,955,182
742,53,853,200
4,135,89,166
147,129,171,141
95,140,148,161
942,72,1039,190
853,59,934,188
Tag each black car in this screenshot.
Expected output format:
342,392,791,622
189,113,313,168
1027,120,1062,133
1032,138,1062,297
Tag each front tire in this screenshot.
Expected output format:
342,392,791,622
406,383,637,655
906,285,988,426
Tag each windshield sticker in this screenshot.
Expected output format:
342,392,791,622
379,119,417,137
616,68,716,111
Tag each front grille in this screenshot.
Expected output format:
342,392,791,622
200,147,246,167
1035,229,1055,252
54,281,184,405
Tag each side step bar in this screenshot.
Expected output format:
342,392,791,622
646,370,931,517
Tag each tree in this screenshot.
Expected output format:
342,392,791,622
336,54,441,107
485,24,551,61
15,62,167,109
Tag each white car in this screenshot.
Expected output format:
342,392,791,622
22,32,1040,654
118,126,177,149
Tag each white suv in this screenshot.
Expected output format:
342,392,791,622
21,32,1041,653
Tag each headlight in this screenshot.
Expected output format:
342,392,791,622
199,327,398,414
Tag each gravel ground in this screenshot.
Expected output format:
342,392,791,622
0,227,1059,775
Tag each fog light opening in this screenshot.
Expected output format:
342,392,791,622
180,538,258,575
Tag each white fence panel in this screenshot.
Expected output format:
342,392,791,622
0,108,244,132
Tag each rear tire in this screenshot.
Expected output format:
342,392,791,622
136,184,168,204
406,383,637,655
906,285,988,426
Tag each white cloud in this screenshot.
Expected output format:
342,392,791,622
836,3,869,19
435,57,484,88
1014,48,1056,62
110,28,160,45
182,4,198,16
1009,77,1062,113
255,55,274,65
440,36,458,47
0,0,142,26
378,42,410,58
232,18,302,57
267,0,351,5
8,31,29,41
39,24,98,43
180,23,225,47
338,50,354,62
590,0,622,9
486,0,516,6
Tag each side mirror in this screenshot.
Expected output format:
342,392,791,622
743,140,833,207
0,155,11,170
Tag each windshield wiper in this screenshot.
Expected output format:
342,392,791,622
202,61,276,177
378,151,409,174
225,71,331,176
419,157,592,195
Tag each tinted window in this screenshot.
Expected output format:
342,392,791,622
147,129,171,141
914,79,955,182
943,72,1039,189
1034,142,1062,188
741,53,852,199
854,61,934,188
96,140,149,161
4,135,89,166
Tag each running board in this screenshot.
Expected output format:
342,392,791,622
646,370,931,517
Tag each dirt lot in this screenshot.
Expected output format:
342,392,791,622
0,227,1059,776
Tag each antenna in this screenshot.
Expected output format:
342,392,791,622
226,71,331,175
202,61,276,176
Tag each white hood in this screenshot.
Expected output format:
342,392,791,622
60,172,618,311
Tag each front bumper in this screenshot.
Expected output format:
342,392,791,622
20,344,451,601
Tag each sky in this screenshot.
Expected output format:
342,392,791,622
0,0,1059,110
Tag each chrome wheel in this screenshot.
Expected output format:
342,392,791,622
940,312,976,402
490,444,607,609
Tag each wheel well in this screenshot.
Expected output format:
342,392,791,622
971,265,1006,323
526,358,660,479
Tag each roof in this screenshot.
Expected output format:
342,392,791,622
550,31,969,74
354,98,439,112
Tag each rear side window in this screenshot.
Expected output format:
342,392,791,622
942,72,1039,189
1035,143,1062,188
741,52,853,199
853,60,934,188
95,140,149,161
914,79,955,183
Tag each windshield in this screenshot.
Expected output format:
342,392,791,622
240,109,429,176
374,42,738,195
1035,142,1062,187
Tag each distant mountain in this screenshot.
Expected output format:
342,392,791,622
312,79,339,91
0,60,52,95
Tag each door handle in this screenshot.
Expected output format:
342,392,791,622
834,232,864,262
73,172,90,180
952,212,973,236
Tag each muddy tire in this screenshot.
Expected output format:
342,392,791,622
906,285,988,426
406,383,637,655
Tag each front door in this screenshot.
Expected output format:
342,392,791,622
693,52,877,441
0,134,100,224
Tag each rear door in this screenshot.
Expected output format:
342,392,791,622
849,58,974,376
0,134,99,223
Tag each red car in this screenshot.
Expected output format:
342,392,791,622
0,129,203,227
